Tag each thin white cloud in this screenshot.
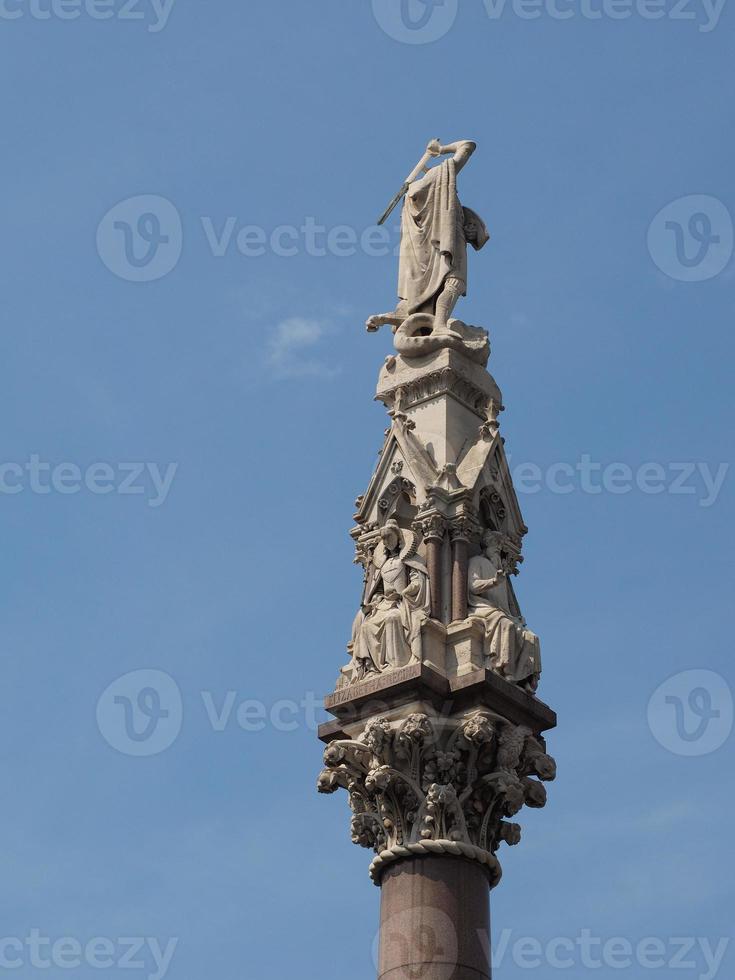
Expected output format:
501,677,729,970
265,317,340,380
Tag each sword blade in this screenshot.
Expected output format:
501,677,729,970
376,142,439,226
377,182,409,226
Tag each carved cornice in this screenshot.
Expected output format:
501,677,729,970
379,366,494,419
318,710,556,885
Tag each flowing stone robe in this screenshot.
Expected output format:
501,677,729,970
350,553,430,675
467,555,541,687
397,158,489,315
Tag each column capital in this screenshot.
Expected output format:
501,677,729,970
415,511,447,542
318,708,556,885
449,515,476,543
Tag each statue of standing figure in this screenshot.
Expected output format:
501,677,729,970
346,520,430,682
468,531,541,693
367,139,489,338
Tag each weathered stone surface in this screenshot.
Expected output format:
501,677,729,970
321,664,556,739
317,140,556,906
378,856,491,980
340,338,534,693
368,139,489,339
318,706,556,887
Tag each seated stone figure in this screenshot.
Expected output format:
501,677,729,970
347,520,430,681
468,531,541,693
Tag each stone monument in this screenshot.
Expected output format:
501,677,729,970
318,139,557,980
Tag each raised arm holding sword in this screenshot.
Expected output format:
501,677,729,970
367,139,489,337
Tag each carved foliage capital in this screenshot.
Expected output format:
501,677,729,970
318,711,556,883
415,512,447,542
449,515,476,544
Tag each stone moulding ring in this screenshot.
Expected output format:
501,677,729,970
368,839,503,887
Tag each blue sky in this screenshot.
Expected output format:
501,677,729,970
0,1,733,978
